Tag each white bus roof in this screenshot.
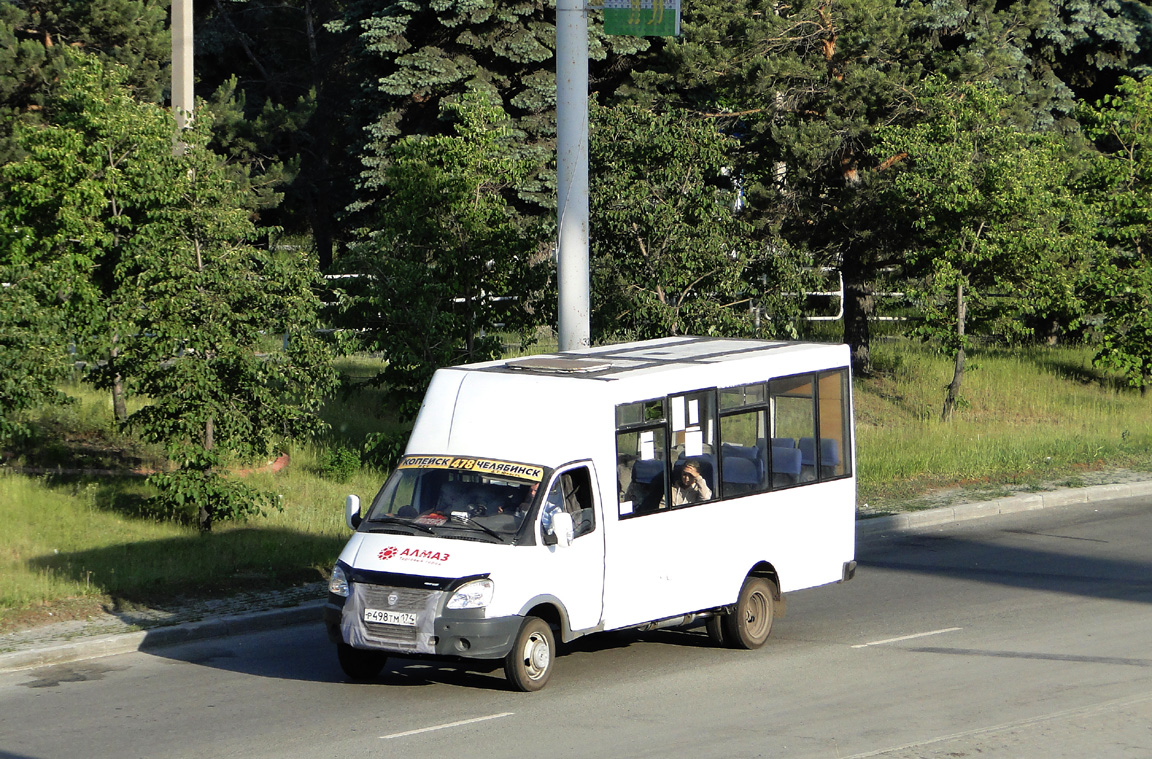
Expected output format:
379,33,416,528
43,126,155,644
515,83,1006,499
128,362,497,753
457,336,849,382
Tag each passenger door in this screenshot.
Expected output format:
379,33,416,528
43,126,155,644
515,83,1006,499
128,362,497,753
535,463,605,634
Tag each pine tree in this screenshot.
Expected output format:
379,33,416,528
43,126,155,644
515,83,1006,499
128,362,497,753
333,0,648,227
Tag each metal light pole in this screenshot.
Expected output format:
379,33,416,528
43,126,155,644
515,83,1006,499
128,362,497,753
171,0,194,130
556,0,591,352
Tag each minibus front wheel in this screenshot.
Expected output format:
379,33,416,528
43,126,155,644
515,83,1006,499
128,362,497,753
722,576,776,649
504,616,555,692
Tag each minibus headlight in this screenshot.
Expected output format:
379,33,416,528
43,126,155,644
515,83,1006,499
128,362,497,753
446,579,494,610
329,565,350,598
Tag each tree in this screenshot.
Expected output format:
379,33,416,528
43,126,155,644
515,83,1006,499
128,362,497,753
0,0,170,161
624,0,1149,374
0,50,176,424
332,91,550,421
875,78,1098,419
333,0,649,231
1078,76,1152,392
626,0,934,372
115,109,337,531
0,266,71,445
0,52,336,530
196,0,357,269
589,104,810,341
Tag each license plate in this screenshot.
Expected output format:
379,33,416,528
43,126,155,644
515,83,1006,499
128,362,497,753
363,608,417,626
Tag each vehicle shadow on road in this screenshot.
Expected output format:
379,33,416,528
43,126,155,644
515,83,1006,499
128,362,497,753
144,618,730,691
149,632,518,690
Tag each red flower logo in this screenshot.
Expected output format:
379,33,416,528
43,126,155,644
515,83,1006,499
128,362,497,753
378,546,398,560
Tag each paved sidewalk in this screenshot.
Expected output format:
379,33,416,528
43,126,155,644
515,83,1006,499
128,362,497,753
3,478,1151,674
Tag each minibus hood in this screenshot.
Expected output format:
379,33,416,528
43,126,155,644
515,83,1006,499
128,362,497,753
347,532,507,579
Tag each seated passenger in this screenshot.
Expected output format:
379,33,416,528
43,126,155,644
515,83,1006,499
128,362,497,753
661,458,712,508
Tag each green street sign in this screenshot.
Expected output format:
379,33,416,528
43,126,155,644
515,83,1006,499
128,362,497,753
601,0,680,36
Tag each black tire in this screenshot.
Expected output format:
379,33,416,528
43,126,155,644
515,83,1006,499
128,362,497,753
721,576,776,650
705,615,727,647
337,643,387,682
504,616,555,692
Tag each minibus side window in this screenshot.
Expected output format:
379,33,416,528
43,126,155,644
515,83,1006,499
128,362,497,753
769,374,817,486
616,399,668,518
719,383,769,497
541,466,597,539
817,369,852,480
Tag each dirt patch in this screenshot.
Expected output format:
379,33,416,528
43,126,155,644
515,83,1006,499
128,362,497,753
0,596,114,636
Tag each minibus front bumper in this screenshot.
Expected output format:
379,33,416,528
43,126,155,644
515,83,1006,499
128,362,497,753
325,596,522,660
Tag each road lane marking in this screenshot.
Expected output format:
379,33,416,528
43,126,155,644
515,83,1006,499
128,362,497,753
852,627,962,649
380,712,515,740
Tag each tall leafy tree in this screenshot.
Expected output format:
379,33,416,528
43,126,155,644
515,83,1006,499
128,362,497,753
876,79,1098,419
332,92,550,421
116,110,337,531
589,104,810,341
0,267,71,444
628,0,932,373
1078,76,1152,392
0,50,175,423
0,52,336,529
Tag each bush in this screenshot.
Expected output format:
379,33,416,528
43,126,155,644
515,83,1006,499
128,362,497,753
316,445,361,483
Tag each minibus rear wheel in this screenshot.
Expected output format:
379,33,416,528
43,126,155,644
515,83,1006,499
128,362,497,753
504,616,555,692
722,576,776,649
337,643,387,682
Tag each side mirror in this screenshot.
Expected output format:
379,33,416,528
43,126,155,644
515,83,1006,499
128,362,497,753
345,494,362,531
549,511,574,548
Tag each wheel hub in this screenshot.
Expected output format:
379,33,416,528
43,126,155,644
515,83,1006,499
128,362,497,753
526,633,550,676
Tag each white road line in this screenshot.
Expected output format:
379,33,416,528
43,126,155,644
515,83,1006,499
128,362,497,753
380,712,515,740
851,627,963,649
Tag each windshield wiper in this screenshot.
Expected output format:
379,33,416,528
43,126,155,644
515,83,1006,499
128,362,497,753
365,515,435,534
444,514,505,541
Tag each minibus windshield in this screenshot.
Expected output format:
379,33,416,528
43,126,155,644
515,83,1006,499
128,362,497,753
364,457,545,540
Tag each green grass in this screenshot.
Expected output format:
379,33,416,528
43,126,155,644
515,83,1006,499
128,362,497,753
2,339,1151,627
0,368,397,628
855,340,1152,512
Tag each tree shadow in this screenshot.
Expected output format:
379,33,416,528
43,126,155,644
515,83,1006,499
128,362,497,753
25,528,344,609
7,411,163,474
1020,347,1132,392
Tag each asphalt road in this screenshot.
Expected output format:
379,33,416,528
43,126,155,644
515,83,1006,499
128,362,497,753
2,497,1151,759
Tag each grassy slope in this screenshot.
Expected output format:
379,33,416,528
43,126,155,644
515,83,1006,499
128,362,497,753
856,341,1152,511
2,341,1150,628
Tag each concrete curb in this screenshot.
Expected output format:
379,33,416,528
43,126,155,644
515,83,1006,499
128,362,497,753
0,600,324,673
857,479,1152,543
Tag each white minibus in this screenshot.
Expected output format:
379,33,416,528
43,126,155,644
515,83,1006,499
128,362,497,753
325,336,857,690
